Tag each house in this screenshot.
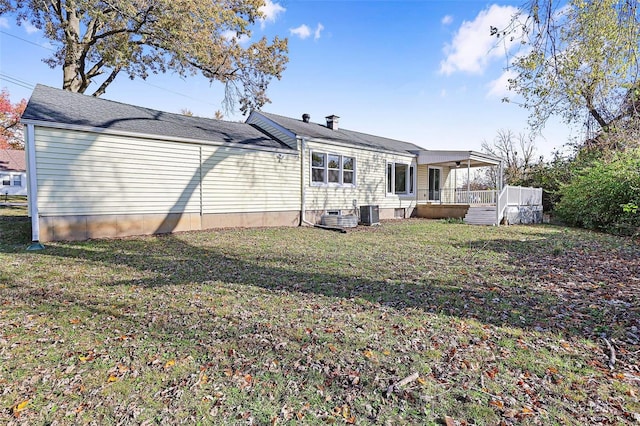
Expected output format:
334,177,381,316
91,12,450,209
0,149,27,196
21,85,541,243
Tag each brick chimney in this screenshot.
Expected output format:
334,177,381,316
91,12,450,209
325,115,340,130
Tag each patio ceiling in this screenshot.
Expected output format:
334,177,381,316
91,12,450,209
417,150,502,168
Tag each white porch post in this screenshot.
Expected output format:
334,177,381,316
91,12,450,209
467,159,470,203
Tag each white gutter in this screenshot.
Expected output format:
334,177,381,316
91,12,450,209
299,137,314,227
25,124,44,250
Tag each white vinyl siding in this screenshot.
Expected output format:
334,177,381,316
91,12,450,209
304,140,416,211
200,146,299,213
34,127,299,216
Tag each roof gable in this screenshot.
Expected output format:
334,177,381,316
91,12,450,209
254,111,425,154
0,150,26,172
22,85,291,150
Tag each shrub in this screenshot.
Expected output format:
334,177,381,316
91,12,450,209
554,148,640,236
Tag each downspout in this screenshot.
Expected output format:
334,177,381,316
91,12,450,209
299,137,314,226
25,124,44,250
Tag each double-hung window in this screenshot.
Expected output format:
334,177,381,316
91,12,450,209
311,151,356,186
12,175,22,187
386,162,415,196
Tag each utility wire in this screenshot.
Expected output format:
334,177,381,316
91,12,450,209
0,73,35,90
0,30,55,51
1,30,220,109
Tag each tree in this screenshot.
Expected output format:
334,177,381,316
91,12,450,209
481,129,537,187
501,0,640,142
0,0,288,113
0,88,27,150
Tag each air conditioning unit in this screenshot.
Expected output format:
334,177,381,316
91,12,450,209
360,205,380,226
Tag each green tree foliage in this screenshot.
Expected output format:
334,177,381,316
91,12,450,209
0,0,288,113
504,0,640,140
517,150,572,212
554,148,640,236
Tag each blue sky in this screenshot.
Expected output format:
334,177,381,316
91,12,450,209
0,0,574,157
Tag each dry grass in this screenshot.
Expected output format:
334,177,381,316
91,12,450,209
1,210,638,425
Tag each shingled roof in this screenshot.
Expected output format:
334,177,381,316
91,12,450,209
22,85,291,150
255,111,425,154
0,149,26,172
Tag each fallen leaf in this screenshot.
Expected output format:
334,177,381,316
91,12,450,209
489,399,504,409
12,399,29,417
107,375,118,383
164,359,176,369
444,415,455,426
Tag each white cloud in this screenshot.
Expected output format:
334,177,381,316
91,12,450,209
21,19,39,34
260,0,286,29
486,69,517,99
290,24,311,40
439,4,519,75
314,23,324,40
0,17,9,29
441,15,453,25
221,30,250,45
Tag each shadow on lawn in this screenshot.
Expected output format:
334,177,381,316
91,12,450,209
28,227,640,354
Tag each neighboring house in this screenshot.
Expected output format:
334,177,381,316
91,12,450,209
21,85,540,243
0,149,27,196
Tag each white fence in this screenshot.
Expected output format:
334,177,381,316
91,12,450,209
497,185,543,224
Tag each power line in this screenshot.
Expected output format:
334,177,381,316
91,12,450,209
0,30,55,51
0,73,35,90
1,30,220,108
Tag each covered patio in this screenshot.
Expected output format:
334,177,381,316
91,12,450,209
413,150,543,225
416,150,503,206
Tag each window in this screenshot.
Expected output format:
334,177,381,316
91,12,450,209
12,175,22,187
1,175,9,186
386,162,415,196
311,151,356,186
328,154,340,183
311,152,325,183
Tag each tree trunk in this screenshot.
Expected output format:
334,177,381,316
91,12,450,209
62,9,89,93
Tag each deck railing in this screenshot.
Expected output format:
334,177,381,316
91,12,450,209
417,188,497,205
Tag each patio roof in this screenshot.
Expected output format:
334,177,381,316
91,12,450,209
417,150,502,168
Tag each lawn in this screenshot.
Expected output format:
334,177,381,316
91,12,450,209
1,207,638,425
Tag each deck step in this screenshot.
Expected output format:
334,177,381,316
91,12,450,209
464,206,497,226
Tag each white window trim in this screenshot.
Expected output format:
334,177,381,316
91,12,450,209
310,150,356,187
386,162,415,197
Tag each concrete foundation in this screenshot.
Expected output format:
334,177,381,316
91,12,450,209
39,210,301,241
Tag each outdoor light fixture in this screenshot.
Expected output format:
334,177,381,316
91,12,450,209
455,161,461,168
